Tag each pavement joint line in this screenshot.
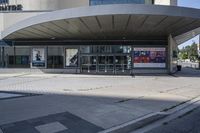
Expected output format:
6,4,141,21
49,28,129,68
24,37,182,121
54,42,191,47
98,96,200,133
0,76,55,88
0,73,31,81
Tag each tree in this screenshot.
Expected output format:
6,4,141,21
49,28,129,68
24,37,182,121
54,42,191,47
178,42,198,61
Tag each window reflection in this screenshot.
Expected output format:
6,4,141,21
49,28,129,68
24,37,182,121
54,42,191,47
90,0,154,6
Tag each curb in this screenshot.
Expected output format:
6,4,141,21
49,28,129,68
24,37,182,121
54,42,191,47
98,112,168,133
99,96,200,133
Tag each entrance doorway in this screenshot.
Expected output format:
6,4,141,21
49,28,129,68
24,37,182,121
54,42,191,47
98,55,114,74
47,56,63,68
81,55,131,75
80,45,132,75
115,55,132,74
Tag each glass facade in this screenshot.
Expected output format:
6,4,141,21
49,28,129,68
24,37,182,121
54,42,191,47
0,0,8,4
0,41,167,74
80,45,132,74
90,0,154,6
4,47,30,68
47,47,63,68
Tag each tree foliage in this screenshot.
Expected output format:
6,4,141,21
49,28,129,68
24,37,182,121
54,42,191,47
179,42,198,61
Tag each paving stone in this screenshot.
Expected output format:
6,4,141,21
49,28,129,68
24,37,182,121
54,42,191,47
0,129,3,133
40,116,55,124
35,122,68,133
1,121,35,133
27,119,45,127
57,130,73,133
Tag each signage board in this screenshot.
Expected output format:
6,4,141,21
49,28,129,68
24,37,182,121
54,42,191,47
65,49,78,67
32,48,45,67
0,0,23,11
133,48,166,68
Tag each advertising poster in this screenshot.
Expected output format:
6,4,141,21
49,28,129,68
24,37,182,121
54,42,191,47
133,48,166,68
65,49,78,67
32,48,45,67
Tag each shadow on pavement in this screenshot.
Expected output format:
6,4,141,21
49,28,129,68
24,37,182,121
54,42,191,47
174,67,200,78
0,91,193,133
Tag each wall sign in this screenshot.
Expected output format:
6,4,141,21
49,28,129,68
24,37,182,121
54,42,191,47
133,48,166,68
32,48,45,67
0,0,23,11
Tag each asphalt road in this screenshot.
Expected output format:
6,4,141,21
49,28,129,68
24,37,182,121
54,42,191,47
146,107,200,133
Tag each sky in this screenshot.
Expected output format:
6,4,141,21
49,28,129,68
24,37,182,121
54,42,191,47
178,0,200,49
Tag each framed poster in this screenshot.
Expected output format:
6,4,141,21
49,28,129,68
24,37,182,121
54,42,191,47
32,48,45,67
133,48,166,68
65,49,78,67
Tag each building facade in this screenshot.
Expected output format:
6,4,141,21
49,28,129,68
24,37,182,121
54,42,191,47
0,0,200,74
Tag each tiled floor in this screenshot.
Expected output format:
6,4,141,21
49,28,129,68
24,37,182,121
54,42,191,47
0,111,103,133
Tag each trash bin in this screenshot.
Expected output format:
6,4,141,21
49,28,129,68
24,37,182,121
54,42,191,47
177,65,182,71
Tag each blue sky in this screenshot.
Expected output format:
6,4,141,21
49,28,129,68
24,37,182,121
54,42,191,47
178,0,200,9
178,0,200,49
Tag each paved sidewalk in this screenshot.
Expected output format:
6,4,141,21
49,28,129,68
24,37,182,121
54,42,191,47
0,68,199,133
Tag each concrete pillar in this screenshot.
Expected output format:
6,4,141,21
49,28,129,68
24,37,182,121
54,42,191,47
0,47,2,67
168,35,178,73
2,47,5,68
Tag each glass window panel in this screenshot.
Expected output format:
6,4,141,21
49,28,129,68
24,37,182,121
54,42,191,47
81,56,97,72
48,47,63,56
90,0,153,5
99,46,112,53
80,46,97,54
113,45,131,53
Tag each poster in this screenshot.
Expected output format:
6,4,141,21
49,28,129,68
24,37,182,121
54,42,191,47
32,48,45,67
65,49,78,67
133,48,166,68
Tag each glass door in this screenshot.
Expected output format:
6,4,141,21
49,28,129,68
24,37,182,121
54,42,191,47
98,55,114,74
81,56,97,73
47,56,63,68
115,55,132,74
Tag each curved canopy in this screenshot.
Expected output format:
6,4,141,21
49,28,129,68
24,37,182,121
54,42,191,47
2,4,200,40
